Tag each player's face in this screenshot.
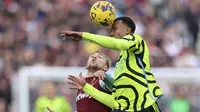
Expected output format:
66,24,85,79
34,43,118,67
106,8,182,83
86,53,108,71
110,20,130,38
41,82,56,98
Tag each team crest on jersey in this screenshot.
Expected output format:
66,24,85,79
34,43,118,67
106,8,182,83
76,93,92,102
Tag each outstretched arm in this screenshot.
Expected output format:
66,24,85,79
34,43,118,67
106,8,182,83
60,31,140,51
82,32,139,50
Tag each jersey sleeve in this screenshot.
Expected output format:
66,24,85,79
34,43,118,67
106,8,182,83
82,32,140,51
99,80,109,91
99,73,114,92
83,83,119,109
103,73,114,92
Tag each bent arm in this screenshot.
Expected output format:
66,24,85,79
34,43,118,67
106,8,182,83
82,32,139,50
83,83,119,109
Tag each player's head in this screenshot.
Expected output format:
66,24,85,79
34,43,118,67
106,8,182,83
40,81,56,98
110,16,135,38
86,52,111,72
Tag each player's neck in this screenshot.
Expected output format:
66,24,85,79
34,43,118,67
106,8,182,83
86,68,98,77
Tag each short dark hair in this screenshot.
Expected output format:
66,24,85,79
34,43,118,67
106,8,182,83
114,17,136,33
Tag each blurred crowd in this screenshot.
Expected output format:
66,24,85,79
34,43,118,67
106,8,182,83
0,0,200,112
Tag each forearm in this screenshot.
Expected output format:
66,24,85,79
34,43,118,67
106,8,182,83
82,32,133,50
83,83,118,109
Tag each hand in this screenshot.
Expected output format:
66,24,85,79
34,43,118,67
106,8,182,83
68,72,87,90
47,107,54,112
60,31,82,41
91,70,106,85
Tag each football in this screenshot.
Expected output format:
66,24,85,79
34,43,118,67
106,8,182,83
90,1,116,26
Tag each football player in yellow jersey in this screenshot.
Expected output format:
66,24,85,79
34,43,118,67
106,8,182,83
62,17,164,112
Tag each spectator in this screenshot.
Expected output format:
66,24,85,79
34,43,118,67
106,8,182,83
168,85,191,112
35,81,71,112
0,99,6,112
0,75,12,112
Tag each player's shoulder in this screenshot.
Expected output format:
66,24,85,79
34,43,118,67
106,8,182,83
122,33,143,41
99,80,107,90
99,80,111,93
35,96,49,105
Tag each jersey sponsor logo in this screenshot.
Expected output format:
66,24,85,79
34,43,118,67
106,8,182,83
76,93,92,102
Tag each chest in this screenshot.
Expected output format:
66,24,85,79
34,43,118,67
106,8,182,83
76,79,102,102
114,51,128,76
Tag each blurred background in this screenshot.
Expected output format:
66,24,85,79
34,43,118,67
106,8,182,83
0,0,200,112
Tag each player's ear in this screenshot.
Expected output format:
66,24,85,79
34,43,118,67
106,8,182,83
85,65,88,69
103,66,108,72
85,62,89,69
125,27,131,35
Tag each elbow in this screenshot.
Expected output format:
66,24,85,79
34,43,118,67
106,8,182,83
111,101,119,109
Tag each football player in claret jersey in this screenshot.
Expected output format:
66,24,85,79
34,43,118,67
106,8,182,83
74,52,112,112
48,52,112,112
61,16,164,112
